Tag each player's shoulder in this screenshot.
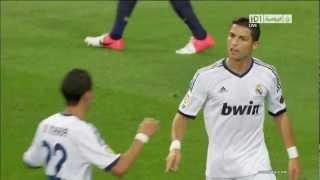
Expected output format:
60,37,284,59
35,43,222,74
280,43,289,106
71,119,98,136
195,58,224,77
252,57,279,78
70,121,103,145
38,113,61,127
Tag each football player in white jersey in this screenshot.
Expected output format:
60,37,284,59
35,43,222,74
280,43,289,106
165,17,300,180
23,69,159,180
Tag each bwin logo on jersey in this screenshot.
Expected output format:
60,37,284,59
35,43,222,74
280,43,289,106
221,101,260,115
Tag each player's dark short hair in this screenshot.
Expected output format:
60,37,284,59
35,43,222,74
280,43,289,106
61,69,92,105
232,17,260,41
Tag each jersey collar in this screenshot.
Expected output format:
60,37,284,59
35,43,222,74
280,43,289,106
60,112,73,116
223,58,254,78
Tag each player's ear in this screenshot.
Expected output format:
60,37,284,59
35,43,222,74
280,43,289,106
83,91,93,103
252,41,259,50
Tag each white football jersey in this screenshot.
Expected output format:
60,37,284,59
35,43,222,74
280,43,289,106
23,113,120,180
178,58,286,178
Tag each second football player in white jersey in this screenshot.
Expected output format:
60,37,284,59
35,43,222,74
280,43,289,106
166,17,300,180
23,69,159,180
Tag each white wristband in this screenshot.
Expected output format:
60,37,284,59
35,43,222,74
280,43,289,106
287,146,299,159
135,133,149,143
169,140,181,151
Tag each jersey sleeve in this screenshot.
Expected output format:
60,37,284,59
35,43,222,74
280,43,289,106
178,71,208,119
74,124,120,170
23,124,45,167
266,70,286,116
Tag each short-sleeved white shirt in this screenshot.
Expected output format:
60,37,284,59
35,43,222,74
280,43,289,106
178,58,286,178
23,113,120,180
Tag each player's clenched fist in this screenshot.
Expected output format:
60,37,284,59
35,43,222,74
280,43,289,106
137,118,159,137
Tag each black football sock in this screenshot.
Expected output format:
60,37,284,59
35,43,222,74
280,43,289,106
110,0,138,40
170,0,207,40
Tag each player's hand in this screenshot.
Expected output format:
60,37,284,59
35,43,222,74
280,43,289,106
138,117,159,137
288,158,300,180
165,150,181,172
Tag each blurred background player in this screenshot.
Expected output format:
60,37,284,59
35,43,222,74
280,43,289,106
84,0,214,54
23,69,159,180
165,17,300,180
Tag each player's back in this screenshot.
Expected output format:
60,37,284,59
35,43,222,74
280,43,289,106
40,113,88,180
23,113,120,180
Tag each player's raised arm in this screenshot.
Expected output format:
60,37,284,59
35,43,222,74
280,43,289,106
111,118,159,177
165,113,190,172
273,112,301,180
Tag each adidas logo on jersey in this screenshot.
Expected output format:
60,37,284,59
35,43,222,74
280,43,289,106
219,86,228,93
221,101,260,115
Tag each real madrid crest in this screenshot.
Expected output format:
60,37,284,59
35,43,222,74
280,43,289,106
255,84,263,95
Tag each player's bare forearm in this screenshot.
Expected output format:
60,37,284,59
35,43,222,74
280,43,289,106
111,118,159,177
171,113,189,141
273,112,296,148
111,140,144,177
166,113,189,172
273,112,300,179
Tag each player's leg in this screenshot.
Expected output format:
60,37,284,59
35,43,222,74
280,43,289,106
169,0,215,54
84,0,138,50
170,0,207,40
110,0,138,40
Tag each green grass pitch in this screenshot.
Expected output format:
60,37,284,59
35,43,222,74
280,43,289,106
1,1,318,180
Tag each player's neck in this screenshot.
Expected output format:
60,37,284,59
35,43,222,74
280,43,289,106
226,57,252,75
64,105,86,120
